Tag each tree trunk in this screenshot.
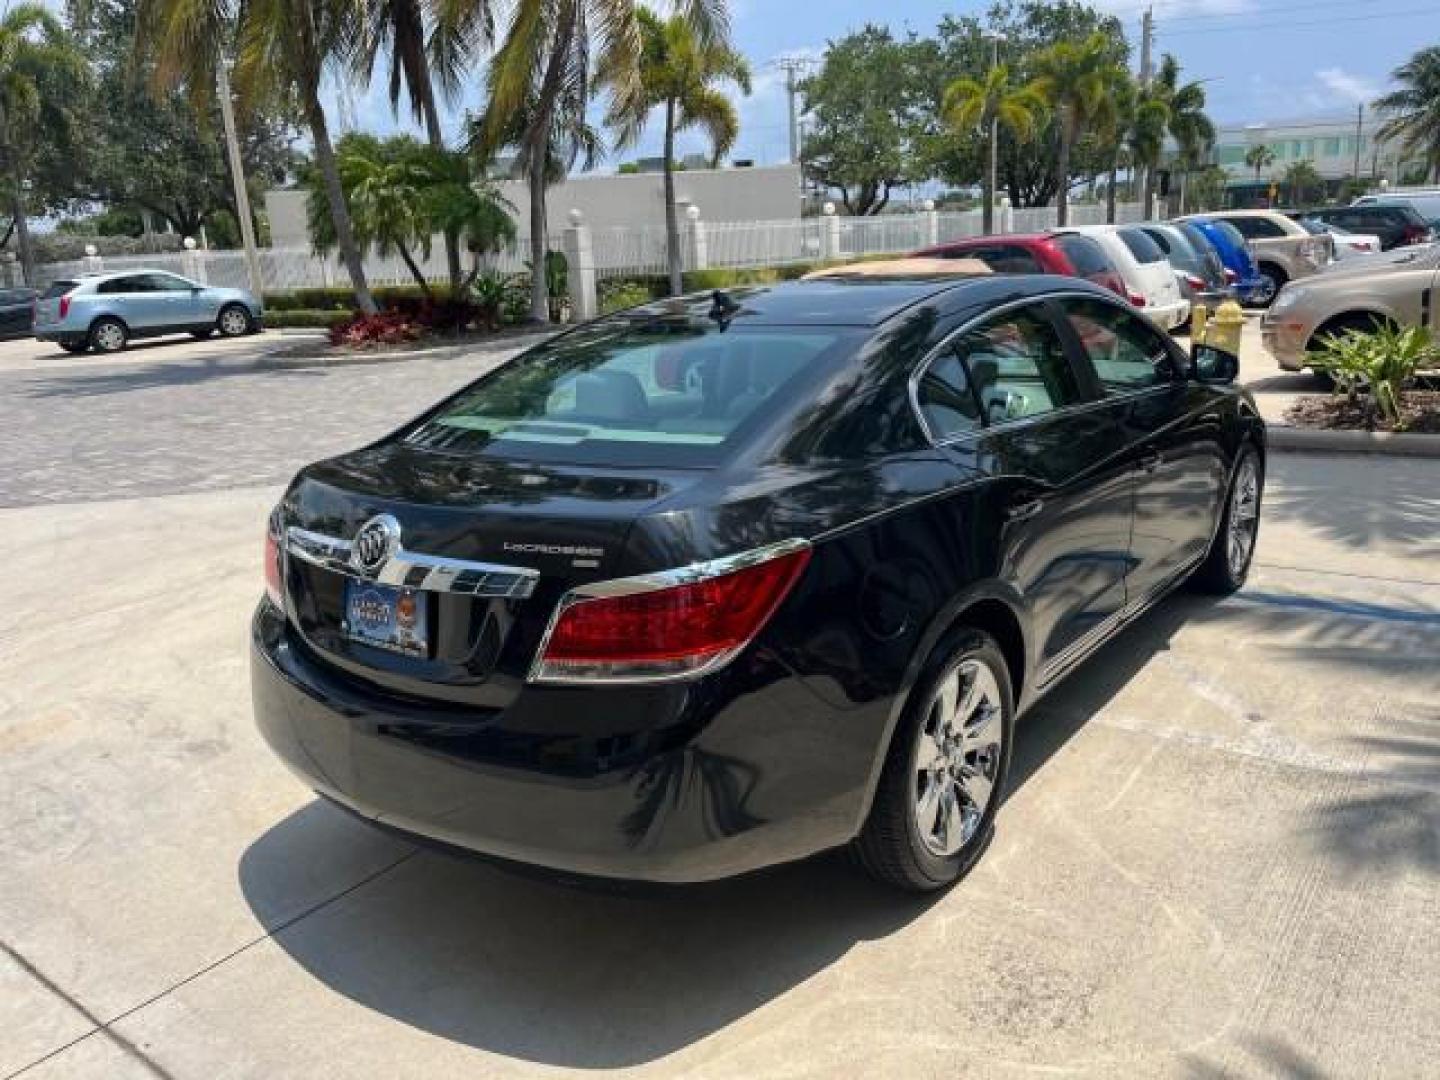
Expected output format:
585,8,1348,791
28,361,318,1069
982,115,996,235
1142,167,1154,220
306,89,377,314
0,127,34,285
663,98,682,296
528,158,548,323
414,56,462,292
1055,121,1073,227
1106,154,1119,225
398,242,432,297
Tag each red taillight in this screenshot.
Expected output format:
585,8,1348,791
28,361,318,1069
1185,273,1206,290
264,516,284,608
1402,225,1428,245
1127,289,1147,308
59,296,71,319
1224,267,1237,283
533,543,812,683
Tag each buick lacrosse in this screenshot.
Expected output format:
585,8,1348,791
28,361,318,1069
252,271,1263,891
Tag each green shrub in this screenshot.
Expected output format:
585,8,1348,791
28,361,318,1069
600,282,658,313
266,308,351,329
1312,323,1440,430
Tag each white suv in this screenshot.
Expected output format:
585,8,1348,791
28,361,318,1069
1053,225,1190,331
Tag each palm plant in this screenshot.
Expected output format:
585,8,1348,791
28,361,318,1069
1282,159,1323,206
942,62,1046,235
1153,54,1214,216
1375,46,1440,183
1245,143,1275,183
0,4,87,284
1032,33,1118,227
140,0,379,313
600,8,749,295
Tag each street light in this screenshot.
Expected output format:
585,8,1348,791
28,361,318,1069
983,33,1006,236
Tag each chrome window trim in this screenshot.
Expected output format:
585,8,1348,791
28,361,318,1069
907,290,1186,449
285,524,540,599
527,538,811,685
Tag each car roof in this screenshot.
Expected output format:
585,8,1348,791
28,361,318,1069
614,275,1102,328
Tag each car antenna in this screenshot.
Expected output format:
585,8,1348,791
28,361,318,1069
708,289,740,330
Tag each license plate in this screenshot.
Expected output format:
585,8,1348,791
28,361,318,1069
343,579,428,657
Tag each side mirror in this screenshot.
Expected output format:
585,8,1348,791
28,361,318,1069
1191,344,1238,385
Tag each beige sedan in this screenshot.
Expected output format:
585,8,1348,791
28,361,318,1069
1261,245,1440,372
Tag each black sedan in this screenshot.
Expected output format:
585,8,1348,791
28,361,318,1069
252,272,1264,891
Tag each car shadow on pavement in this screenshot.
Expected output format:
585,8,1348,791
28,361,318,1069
237,595,1216,1069
20,356,328,399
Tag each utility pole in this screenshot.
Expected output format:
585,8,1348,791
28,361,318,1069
775,57,816,166
1352,103,1364,184
216,58,264,299
1138,6,1155,217
985,33,1005,236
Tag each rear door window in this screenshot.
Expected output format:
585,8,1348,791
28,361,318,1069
407,319,861,467
1061,297,1180,394
950,304,1083,425
915,352,981,441
97,276,154,294
42,281,78,299
962,245,1042,273
1225,216,1286,240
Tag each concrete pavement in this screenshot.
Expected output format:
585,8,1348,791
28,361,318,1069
2,453,1437,1079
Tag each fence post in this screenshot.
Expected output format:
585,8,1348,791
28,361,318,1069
181,237,208,284
921,199,939,248
82,244,104,276
998,196,1014,234
563,209,597,323
684,205,708,272
1,252,17,287
820,202,841,262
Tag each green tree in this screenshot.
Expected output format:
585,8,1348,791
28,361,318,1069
141,0,379,313
1375,46,1440,183
942,62,1046,234
601,6,750,294
1282,159,1323,206
1149,54,1214,215
1033,32,1120,226
800,26,933,216
1244,144,1275,182
0,4,87,283
1187,164,1228,211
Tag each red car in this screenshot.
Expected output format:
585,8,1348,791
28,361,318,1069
912,232,1127,299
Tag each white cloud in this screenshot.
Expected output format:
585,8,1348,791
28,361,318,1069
1315,68,1378,105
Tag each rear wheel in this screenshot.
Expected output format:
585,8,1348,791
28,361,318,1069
217,303,253,337
1192,447,1263,595
855,629,1013,892
89,317,128,354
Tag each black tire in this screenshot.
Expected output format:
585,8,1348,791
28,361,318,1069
854,628,1014,892
58,340,89,354
1249,264,1287,309
217,303,254,337
191,328,215,340
1192,445,1264,595
88,316,128,354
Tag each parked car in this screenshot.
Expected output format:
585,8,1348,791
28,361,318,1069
1305,201,1436,251
1133,222,1231,309
252,272,1264,892
1055,225,1190,330
1292,217,1382,260
0,286,37,338
1262,242,1440,374
32,271,263,354
1179,217,1268,304
1180,210,1332,306
911,232,1128,297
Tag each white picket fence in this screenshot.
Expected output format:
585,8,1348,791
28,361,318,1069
30,203,1147,292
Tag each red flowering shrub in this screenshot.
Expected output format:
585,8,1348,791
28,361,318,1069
328,310,425,348
326,296,487,348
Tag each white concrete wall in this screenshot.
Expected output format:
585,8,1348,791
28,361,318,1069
264,165,802,249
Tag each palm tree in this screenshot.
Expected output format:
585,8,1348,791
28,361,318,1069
1375,46,1440,183
357,0,490,287
1245,144,1275,183
601,7,750,295
942,62,1046,235
1033,33,1118,227
140,0,379,313
1282,159,1323,206
1152,54,1214,216
0,4,86,285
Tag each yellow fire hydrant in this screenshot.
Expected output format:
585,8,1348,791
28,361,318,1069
1206,299,1245,356
1190,303,1208,343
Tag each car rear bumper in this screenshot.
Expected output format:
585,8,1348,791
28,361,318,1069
250,600,876,883
1146,298,1191,331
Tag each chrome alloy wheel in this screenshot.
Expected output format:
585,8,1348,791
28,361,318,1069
219,306,250,336
93,322,125,351
1227,457,1260,577
912,658,1004,857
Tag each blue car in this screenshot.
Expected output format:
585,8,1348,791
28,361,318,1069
33,270,264,354
1175,218,1268,305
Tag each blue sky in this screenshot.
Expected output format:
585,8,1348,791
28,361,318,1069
329,0,1440,171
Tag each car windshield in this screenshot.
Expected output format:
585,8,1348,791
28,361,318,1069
406,316,861,467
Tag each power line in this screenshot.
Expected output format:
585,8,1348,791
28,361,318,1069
1148,0,1414,23
1168,9,1440,35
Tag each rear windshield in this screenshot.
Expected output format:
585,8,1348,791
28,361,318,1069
1144,227,1202,271
1053,234,1113,277
1118,228,1166,264
1210,219,1249,250
405,317,861,467
42,281,78,299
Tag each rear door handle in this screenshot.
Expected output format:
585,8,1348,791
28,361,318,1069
1137,450,1163,474
1005,498,1044,522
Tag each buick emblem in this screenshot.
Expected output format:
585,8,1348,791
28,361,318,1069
352,514,401,575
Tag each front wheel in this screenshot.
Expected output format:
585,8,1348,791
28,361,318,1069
854,629,1014,892
1192,446,1263,594
217,303,254,337
1249,266,1286,308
